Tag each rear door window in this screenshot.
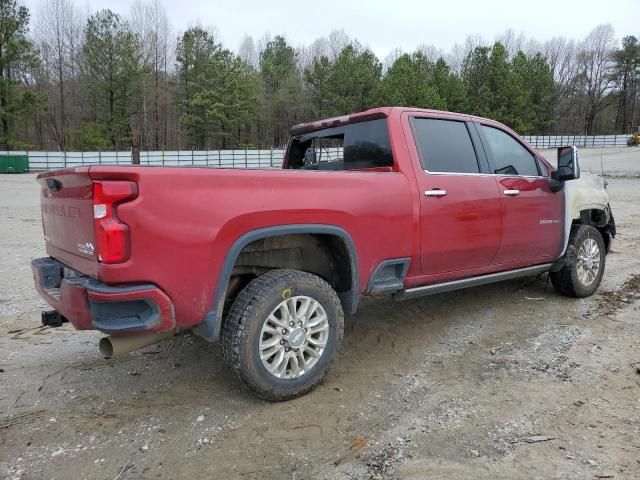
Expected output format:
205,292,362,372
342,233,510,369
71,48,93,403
287,118,393,170
343,119,393,169
317,135,345,166
481,125,540,176
412,118,480,174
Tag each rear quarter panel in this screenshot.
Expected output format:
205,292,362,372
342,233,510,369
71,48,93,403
89,166,415,328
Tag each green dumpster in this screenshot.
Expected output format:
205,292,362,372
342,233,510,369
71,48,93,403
0,155,29,173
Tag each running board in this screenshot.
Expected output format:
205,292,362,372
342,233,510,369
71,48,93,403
393,264,553,301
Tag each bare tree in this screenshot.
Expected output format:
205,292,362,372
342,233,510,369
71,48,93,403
578,24,616,134
542,36,583,132
383,47,403,72
238,34,258,69
497,29,525,58
416,44,444,62
308,37,329,60
295,43,312,73
447,34,484,73
295,32,349,72
130,0,171,149
523,38,543,58
12,1,640,148
256,32,273,63
34,0,82,149
327,29,349,61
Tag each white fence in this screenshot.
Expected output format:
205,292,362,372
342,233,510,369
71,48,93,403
522,134,630,149
0,149,286,170
0,135,632,171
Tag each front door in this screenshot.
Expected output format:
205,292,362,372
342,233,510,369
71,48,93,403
411,117,503,276
478,124,563,264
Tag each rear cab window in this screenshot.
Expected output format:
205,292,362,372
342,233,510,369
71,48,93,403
411,118,482,174
286,119,393,171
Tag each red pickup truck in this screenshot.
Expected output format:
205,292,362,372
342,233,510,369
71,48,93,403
32,107,615,400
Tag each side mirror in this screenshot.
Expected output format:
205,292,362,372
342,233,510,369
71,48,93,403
552,145,580,181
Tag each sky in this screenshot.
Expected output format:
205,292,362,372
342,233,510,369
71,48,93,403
22,0,639,58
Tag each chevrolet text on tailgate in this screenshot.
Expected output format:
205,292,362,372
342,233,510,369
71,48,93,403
32,107,616,400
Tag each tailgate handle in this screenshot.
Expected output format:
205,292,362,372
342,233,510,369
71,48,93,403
46,178,62,192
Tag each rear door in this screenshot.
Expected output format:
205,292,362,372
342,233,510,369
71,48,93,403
411,117,502,275
477,124,563,263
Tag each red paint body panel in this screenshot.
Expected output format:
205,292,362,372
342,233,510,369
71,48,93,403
493,176,563,263
417,174,503,274
88,166,415,328
31,260,175,332
32,107,564,335
38,169,97,264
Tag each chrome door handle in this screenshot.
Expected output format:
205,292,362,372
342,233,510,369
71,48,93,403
425,189,448,197
503,189,520,196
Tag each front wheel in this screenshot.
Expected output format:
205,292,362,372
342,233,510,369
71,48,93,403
222,269,344,401
550,225,606,298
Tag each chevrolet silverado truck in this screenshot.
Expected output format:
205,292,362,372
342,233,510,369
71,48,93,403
32,107,616,400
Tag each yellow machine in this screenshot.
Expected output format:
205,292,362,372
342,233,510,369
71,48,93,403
628,126,640,146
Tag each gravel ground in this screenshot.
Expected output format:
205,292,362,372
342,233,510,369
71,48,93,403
1,158,640,479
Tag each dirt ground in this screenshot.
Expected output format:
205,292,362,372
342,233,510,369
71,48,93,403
1,164,640,480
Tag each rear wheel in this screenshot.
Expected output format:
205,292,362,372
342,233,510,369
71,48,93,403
550,225,606,298
222,269,344,401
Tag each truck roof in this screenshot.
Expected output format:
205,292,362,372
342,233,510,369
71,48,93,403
289,107,491,136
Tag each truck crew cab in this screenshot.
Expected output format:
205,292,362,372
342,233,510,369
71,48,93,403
32,107,615,400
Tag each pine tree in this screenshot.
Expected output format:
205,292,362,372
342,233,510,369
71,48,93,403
177,27,259,149
0,0,40,149
304,55,333,118
432,57,467,112
260,35,301,146
329,43,381,114
373,53,444,109
462,46,493,118
611,36,640,132
83,9,143,150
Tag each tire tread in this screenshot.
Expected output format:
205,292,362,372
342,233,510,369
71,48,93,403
550,224,605,298
221,269,343,401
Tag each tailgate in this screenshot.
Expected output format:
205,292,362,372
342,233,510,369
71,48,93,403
37,168,98,274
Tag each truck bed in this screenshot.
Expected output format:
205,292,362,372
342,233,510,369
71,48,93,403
38,165,416,328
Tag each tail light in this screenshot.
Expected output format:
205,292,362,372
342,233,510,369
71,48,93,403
93,181,138,263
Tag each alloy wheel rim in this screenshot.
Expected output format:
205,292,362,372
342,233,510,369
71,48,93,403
258,296,329,379
576,237,600,286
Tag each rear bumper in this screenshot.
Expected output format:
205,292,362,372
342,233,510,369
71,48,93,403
31,257,175,333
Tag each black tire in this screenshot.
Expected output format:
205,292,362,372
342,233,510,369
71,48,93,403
222,269,344,401
550,224,606,298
